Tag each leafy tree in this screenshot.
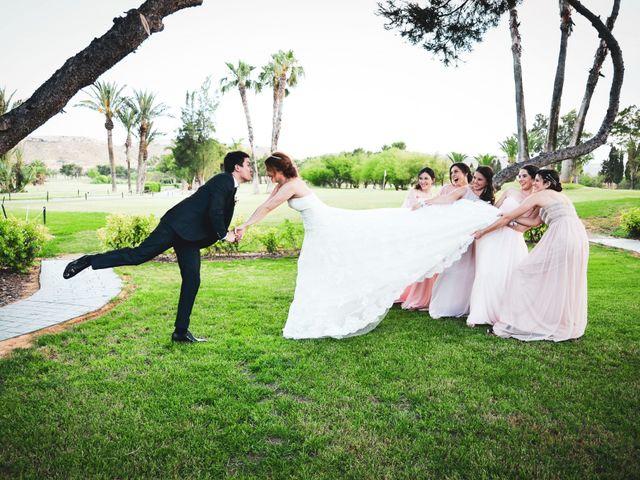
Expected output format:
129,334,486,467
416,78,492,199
172,78,224,187
76,80,126,192
378,0,624,187
59,163,82,177
220,60,261,193
611,105,640,188
600,146,623,185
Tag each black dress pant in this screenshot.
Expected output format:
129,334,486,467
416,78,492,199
90,221,204,331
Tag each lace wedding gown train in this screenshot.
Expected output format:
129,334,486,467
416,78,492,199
282,194,499,339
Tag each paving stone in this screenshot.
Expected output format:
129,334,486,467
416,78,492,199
0,258,122,340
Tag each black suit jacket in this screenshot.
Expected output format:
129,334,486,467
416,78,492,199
161,172,236,245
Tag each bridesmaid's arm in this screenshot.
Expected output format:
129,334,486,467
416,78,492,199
418,187,466,207
513,215,543,228
474,193,542,239
494,188,513,209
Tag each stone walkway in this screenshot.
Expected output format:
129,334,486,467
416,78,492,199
0,259,122,342
589,235,640,254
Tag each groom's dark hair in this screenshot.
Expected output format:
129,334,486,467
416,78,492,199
223,151,250,173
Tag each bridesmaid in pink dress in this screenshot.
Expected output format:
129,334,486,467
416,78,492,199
397,167,438,310
420,166,495,319
474,169,589,341
467,165,539,326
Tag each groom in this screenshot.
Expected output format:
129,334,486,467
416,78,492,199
62,151,253,343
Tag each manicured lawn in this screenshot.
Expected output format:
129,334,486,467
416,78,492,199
0,246,638,478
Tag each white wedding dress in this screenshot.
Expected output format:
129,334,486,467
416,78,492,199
282,193,499,339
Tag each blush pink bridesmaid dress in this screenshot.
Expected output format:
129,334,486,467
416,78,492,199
493,202,589,341
466,195,528,326
396,188,438,310
428,186,481,319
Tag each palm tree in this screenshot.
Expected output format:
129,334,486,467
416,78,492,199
475,153,501,172
0,87,16,116
1,88,18,164
77,81,126,192
499,135,518,164
116,101,137,194
545,1,573,154
220,60,260,193
259,50,304,153
127,90,169,193
447,152,467,164
508,8,530,164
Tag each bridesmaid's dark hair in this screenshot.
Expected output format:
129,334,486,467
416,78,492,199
264,152,298,178
475,166,495,204
415,167,435,190
521,164,539,179
450,162,473,184
536,169,563,192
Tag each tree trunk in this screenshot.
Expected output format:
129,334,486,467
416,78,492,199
494,0,624,187
273,73,287,152
106,117,117,192
270,82,279,153
545,1,573,154
239,85,259,193
509,8,530,163
0,0,203,157
136,123,148,194
560,0,620,182
125,131,133,193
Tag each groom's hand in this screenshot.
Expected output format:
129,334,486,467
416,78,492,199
234,226,246,241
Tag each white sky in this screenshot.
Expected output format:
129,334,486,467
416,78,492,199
2,0,639,171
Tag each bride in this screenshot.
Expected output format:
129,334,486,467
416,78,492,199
235,153,500,339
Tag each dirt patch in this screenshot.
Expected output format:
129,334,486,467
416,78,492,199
0,263,41,307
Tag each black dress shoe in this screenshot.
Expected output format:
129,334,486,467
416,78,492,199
171,330,207,343
63,255,93,279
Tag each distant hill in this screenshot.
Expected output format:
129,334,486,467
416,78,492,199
19,136,171,170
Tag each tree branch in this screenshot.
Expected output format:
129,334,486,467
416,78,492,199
0,0,203,156
494,0,624,187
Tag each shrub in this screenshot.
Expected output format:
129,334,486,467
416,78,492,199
620,207,640,238
0,217,48,273
279,219,304,251
98,214,158,250
258,230,279,254
524,223,549,244
144,182,161,193
578,174,603,188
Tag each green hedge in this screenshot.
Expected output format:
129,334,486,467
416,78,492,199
0,217,48,272
144,182,161,193
98,214,158,250
620,207,640,238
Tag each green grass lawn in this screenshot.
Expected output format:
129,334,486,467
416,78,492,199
0,246,638,478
